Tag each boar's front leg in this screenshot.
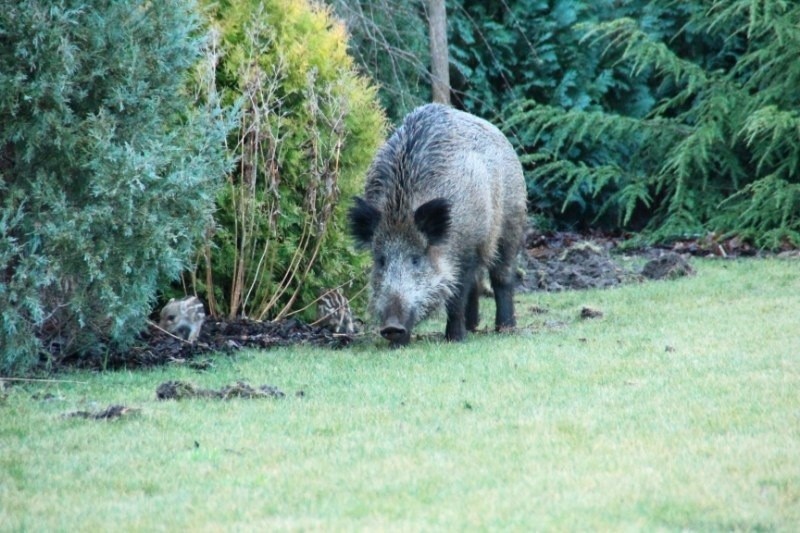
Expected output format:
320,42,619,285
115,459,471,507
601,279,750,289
445,263,479,342
444,292,467,342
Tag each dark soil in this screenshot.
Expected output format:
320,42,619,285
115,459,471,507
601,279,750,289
519,236,640,292
61,317,356,371
517,229,702,292
580,307,604,319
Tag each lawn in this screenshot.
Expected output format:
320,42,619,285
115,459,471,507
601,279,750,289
2,258,799,530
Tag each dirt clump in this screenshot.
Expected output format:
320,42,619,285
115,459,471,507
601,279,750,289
64,404,140,420
641,252,694,280
156,380,286,400
580,307,604,319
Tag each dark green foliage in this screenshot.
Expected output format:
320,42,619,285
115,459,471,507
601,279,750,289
0,0,230,373
448,0,667,116
511,1,800,247
449,0,669,227
192,0,385,321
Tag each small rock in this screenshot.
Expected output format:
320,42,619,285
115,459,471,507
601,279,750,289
641,252,694,280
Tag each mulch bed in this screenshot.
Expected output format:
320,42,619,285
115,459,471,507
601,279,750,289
519,238,641,292
58,317,356,371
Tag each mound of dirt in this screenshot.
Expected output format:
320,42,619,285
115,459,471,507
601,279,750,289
517,230,703,291
156,380,285,400
518,236,641,292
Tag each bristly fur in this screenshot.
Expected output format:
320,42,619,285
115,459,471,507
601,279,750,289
316,289,356,334
159,296,205,342
355,103,527,344
364,104,452,225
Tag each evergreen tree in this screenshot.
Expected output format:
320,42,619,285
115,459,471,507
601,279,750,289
191,0,385,321
0,0,231,372
509,0,800,247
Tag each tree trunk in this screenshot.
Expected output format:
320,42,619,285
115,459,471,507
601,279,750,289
428,0,450,105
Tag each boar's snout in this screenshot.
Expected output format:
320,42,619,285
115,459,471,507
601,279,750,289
380,317,410,346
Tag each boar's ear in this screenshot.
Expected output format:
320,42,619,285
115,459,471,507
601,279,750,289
349,197,381,247
414,198,451,246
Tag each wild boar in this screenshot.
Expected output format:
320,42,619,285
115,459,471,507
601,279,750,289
159,296,205,342
315,288,357,335
349,103,526,346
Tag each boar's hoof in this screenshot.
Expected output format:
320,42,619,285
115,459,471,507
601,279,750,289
380,322,410,346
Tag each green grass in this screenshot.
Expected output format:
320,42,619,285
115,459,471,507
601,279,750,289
2,259,799,530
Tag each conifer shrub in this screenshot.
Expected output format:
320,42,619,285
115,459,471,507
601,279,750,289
0,1,230,373
448,0,691,228
508,0,800,247
191,0,385,321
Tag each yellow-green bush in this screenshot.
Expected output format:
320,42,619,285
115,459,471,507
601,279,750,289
192,0,385,320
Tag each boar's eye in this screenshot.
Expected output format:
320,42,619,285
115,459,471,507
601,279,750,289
411,255,421,267
375,254,386,269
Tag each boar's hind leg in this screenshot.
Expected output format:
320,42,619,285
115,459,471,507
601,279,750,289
445,264,479,342
489,261,516,331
